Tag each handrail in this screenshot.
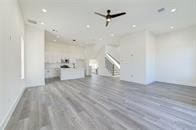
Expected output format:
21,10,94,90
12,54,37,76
106,53,120,69
106,53,120,64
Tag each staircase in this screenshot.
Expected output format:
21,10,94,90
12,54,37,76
105,53,120,76
113,70,120,76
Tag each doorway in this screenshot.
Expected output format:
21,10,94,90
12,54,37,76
89,59,98,75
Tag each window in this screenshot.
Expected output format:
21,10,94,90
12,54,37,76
20,36,25,79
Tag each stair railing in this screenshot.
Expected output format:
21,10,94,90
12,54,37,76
105,57,115,76
105,53,120,69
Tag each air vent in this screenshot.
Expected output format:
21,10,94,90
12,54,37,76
28,19,37,24
157,8,165,13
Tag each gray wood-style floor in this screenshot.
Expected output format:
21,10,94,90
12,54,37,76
5,76,196,130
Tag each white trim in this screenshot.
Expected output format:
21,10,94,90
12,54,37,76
0,88,25,130
156,80,196,88
20,36,25,80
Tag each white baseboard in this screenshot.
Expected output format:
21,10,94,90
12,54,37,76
120,79,196,87
156,80,196,87
0,88,26,130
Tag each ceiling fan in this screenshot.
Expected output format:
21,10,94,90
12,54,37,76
95,10,126,27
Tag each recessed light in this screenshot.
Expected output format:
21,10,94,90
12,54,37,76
171,8,176,13
41,22,45,25
53,39,56,42
86,25,90,28
132,25,136,28
42,9,47,13
110,33,114,37
170,26,174,29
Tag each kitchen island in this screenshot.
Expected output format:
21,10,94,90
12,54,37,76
60,68,85,80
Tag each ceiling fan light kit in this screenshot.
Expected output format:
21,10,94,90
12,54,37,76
95,10,126,27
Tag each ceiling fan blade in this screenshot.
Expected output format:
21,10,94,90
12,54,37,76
94,12,106,18
106,21,109,27
110,12,126,18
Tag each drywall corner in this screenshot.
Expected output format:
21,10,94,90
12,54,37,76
25,25,45,87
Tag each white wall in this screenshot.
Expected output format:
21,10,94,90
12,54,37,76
120,31,156,84
120,27,196,86
156,26,196,86
145,31,156,84
45,42,85,63
120,31,146,84
25,25,45,87
0,0,25,129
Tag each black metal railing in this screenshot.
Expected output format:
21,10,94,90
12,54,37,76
105,57,114,75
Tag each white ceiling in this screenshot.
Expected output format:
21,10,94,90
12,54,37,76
19,0,196,45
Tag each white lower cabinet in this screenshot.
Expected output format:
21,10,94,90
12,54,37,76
45,68,60,79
